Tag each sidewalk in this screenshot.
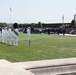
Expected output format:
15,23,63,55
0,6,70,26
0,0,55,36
1,58,76,75
0,59,34,75
59,34,76,36
13,58,76,75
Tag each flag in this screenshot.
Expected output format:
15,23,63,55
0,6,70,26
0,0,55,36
62,15,64,23
74,14,76,21
10,7,12,12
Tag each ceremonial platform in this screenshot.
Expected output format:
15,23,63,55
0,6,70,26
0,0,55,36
1,58,76,75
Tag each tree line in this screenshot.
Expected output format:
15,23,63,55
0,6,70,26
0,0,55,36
0,20,76,28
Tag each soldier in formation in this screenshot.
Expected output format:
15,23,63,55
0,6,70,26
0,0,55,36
0,23,19,46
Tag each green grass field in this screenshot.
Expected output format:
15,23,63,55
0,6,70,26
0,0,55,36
0,32,76,62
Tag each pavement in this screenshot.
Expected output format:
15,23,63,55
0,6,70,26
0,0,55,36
1,58,76,75
59,34,76,36
0,59,34,75
13,58,76,75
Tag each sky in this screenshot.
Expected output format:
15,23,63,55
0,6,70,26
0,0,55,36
0,0,76,23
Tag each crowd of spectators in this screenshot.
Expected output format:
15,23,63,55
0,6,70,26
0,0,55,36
22,24,76,35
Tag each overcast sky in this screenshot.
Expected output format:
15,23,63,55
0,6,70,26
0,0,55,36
0,0,76,23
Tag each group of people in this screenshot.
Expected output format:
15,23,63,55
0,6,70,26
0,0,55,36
0,23,31,46
0,23,19,46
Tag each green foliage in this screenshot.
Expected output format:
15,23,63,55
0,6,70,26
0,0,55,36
70,19,76,28
0,22,70,28
0,23,7,27
0,33,76,62
38,22,43,28
71,19,75,25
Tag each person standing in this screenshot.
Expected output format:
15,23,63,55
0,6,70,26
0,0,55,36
62,24,66,35
2,27,5,43
26,27,31,46
13,23,19,46
7,26,12,45
47,28,50,35
0,27,2,42
4,27,8,44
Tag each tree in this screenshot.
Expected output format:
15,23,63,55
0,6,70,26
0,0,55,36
70,19,75,28
38,22,43,28
71,19,75,25
0,23,7,27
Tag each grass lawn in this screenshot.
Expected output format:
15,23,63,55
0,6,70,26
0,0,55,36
0,32,76,62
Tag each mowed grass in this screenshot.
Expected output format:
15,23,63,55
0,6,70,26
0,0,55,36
0,32,76,62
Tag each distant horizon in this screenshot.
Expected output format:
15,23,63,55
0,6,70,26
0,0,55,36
0,22,71,24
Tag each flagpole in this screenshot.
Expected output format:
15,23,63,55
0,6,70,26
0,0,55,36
62,15,64,25
10,7,12,26
62,15,65,35
74,14,76,29
10,9,11,26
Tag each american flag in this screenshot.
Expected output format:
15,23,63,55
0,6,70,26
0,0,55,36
74,14,76,21
10,7,12,12
62,15,64,23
